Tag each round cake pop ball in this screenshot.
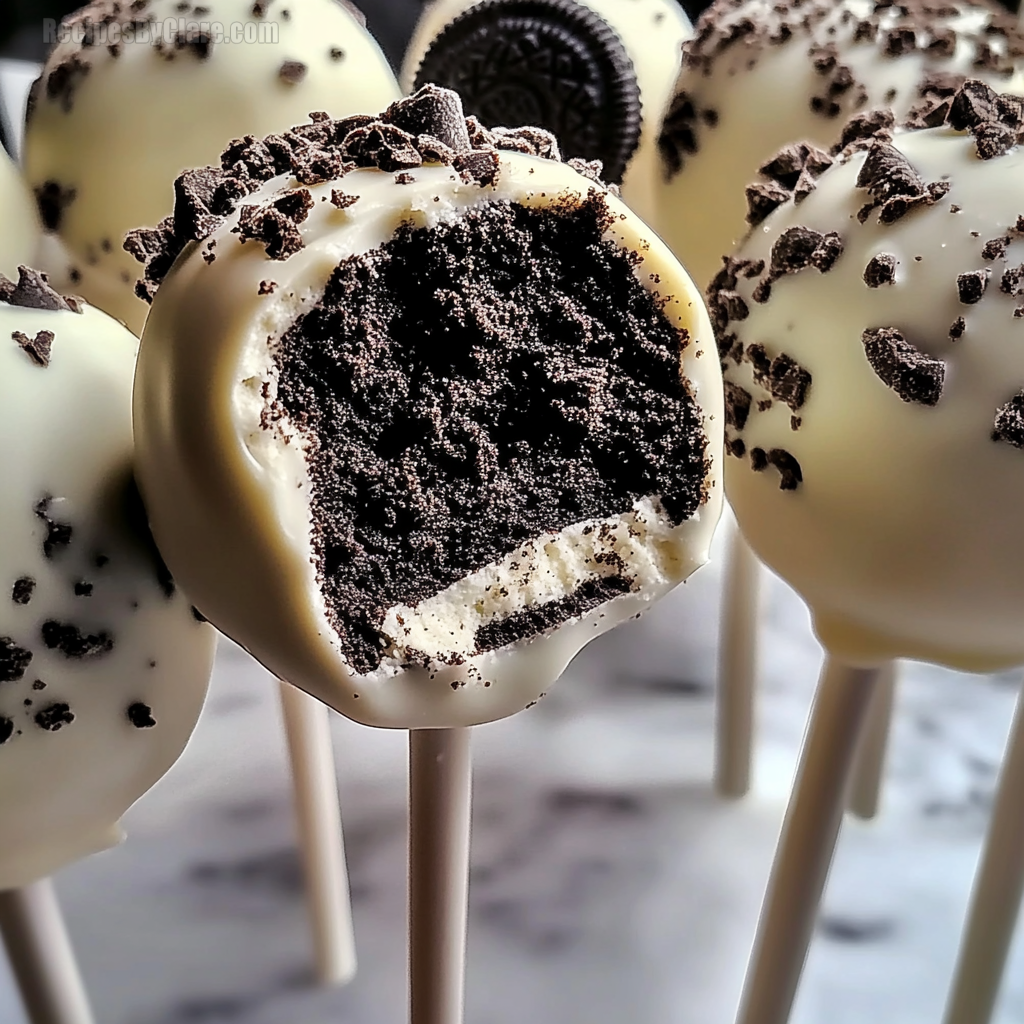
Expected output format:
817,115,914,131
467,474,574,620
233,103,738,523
0,150,41,280
402,0,691,223
655,0,1024,288
22,0,399,335
131,87,723,729
715,80,1024,673
0,268,216,889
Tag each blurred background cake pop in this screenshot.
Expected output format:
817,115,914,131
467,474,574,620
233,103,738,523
21,0,400,333
0,147,39,278
655,0,1024,289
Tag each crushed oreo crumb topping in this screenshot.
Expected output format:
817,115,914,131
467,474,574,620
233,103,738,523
11,330,54,368
34,703,74,732
41,621,114,659
278,59,307,84
862,326,945,405
127,702,157,728
0,267,82,313
958,268,991,303
126,86,572,300
0,638,33,682
864,252,897,287
11,578,35,605
994,390,1024,447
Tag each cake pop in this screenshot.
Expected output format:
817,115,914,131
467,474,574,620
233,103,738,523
655,0,1024,289
710,79,1024,1024
401,0,692,223
22,0,400,333
129,85,724,1023
0,267,217,1024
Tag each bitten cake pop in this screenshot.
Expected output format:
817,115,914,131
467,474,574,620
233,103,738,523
655,0,1024,289
130,85,723,731
401,0,691,223
22,0,399,333
710,80,1024,1024
129,85,723,1023
0,150,40,280
0,267,216,888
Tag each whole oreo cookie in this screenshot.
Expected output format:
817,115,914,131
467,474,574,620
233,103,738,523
413,0,642,183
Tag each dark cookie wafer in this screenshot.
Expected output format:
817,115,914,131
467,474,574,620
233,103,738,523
413,0,642,183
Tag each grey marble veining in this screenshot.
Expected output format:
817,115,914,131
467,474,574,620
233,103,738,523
1,519,1022,1023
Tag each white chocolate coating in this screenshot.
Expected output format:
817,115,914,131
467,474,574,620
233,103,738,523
400,0,692,223
0,150,41,280
0,295,216,889
23,0,399,334
654,0,1024,288
135,148,723,729
721,123,1024,672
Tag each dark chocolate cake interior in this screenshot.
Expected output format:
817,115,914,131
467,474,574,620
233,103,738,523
272,190,709,673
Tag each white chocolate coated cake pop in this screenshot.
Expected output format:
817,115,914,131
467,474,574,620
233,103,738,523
0,150,41,280
714,80,1024,673
0,268,216,889
131,87,723,729
401,0,692,223
22,0,399,334
655,0,1024,287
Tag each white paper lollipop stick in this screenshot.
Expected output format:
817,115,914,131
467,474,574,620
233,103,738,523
716,523,761,798
734,658,881,1024
0,879,94,1024
277,682,357,986
942,679,1024,1024
409,727,473,1024
846,660,897,821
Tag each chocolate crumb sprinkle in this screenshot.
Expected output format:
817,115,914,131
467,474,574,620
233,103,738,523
995,391,1024,447
12,330,54,368
126,702,157,728
958,268,991,304
0,638,33,682
864,253,896,287
862,326,944,405
41,621,114,659
11,578,35,605
278,60,307,84
950,316,966,340
34,703,74,732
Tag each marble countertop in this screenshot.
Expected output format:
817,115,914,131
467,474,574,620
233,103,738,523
0,517,1020,1024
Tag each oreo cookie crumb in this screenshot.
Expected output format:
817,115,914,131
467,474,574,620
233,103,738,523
958,268,991,304
475,575,632,653
34,497,73,558
1001,263,1024,296
330,190,358,209
725,381,753,430
864,253,896,287
126,702,157,728
73,581,94,597
0,267,81,313
950,316,966,340
12,330,54,368
855,139,949,224
994,391,1024,447
258,280,277,295
41,621,114,659
34,703,74,732
0,638,33,682
273,192,708,673
982,236,1010,261
862,326,944,405
278,60,307,84
766,353,812,410
34,182,77,232
11,578,35,605
330,47,345,60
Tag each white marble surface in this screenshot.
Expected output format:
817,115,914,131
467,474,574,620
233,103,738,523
0,519,1022,1024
